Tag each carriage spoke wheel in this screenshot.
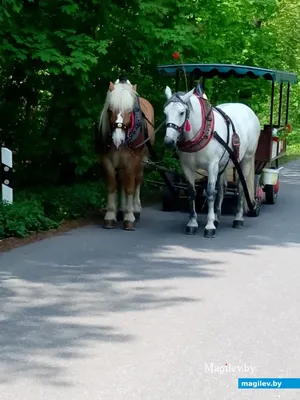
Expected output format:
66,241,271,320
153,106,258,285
162,172,180,212
264,184,277,204
264,167,279,205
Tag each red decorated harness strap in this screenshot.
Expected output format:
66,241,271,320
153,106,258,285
177,93,215,153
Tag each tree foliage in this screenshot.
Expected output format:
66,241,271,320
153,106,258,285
0,0,299,187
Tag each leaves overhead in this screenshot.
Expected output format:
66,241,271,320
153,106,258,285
0,0,299,186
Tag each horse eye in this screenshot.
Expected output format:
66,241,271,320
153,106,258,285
180,111,185,116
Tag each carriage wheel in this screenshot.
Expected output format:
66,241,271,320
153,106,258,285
264,165,279,205
162,172,179,212
264,183,278,205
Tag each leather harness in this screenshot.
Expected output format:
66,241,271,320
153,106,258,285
165,85,241,162
104,95,149,151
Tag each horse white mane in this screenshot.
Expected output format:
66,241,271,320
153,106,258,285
99,80,137,137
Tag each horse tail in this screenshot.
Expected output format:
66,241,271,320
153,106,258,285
243,154,255,213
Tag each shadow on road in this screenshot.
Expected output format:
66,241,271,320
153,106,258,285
0,236,221,386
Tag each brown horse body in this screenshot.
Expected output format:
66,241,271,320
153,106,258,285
99,80,155,230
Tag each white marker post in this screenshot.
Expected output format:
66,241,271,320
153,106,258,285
1,147,13,204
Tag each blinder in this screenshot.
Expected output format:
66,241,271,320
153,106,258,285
164,92,190,136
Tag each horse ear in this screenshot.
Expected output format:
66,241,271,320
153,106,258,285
165,86,172,100
180,88,195,103
109,81,115,91
132,84,137,92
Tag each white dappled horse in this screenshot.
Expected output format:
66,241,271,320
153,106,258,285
163,85,261,238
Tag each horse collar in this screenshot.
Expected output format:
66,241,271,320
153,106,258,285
177,92,215,153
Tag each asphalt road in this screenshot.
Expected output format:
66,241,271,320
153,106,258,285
1,160,300,400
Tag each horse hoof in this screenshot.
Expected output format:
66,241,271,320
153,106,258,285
214,220,219,228
232,220,244,229
185,226,198,235
116,211,124,221
204,228,216,238
124,221,135,231
103,220,116,229
134,212,140,221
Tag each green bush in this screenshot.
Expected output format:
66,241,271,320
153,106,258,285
0,200,58,239
16,182,107,221
0,181,107,239
284,129,300,161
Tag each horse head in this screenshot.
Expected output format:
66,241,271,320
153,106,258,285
163,86,196,149
101,79,138,149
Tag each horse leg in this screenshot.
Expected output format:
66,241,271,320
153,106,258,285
133,171,143,221
233,155,254,228
214,172,227,228
123,173,136,231
204,162,219,238
182,166,198,235
117,188,126,221
103,163,117,229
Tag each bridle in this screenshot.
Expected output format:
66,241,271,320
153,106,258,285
107,97,148,149
110,117,132,136
164,92,190,140
108,108,136,144
164,89,216,153
102,73,150,150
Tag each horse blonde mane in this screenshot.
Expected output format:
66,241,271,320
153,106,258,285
99,81,138,138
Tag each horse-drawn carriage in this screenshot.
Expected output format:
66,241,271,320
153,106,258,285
97,63,298,237
156,63,298,218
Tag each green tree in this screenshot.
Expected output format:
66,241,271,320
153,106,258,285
0,0,299,188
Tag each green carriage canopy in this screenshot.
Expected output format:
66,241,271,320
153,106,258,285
156,63,298,84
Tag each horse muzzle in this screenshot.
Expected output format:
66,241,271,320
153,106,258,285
164,136,176,150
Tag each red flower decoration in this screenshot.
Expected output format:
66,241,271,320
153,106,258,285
173,52,179,60
287,123,291,133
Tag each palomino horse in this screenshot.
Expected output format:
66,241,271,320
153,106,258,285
98,76,155,230
163,84,261,238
